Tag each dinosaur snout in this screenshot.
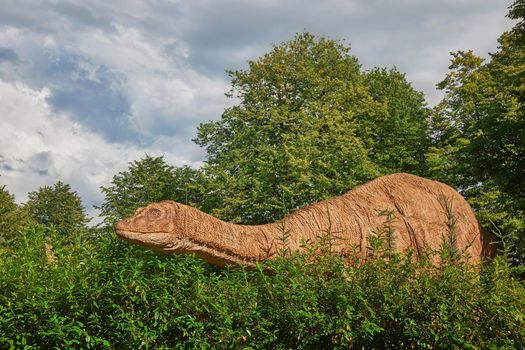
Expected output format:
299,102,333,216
115,219,131,233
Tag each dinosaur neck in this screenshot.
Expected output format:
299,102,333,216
177,205,289,267
176,199,356,267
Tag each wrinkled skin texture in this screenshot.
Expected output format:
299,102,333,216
116,173,495,267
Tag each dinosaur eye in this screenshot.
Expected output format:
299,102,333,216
147,208,162,218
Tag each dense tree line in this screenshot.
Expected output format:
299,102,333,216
427,1,525,260
0,185,32,246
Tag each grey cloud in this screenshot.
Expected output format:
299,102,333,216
179,0,513,80
0,163,14,172
49,2,114,31
0,155,24,173
27,151,53,177
0,3,51,33
34,169,49,176
0,1,115,33
146,115,197,139
3,46,141,144
0,0,514,83
46,61,139,144
0,156,14,172
1,5,517,143
0,47,19,63
179,2,294,75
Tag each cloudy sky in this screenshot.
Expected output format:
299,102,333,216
0,0,515,219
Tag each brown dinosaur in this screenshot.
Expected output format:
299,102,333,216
115,173,495,267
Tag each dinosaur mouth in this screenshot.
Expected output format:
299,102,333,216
115,229,143,239
115,229,173,248
115,229,198,254
116,229,257,266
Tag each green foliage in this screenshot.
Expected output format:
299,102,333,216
362,68,430,174
195,33,428,224
98,155,204,224
25,181,88,237
427,1,525,260
509,0,525,33
0,223,523,349
0,185,32,247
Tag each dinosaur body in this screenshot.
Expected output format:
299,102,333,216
115,173,494,266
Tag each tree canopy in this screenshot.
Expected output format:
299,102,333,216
427,0,525,259
98,155,204,224
362,68,430,174
0,185,32,247
25,181,89,236
195,33,429,224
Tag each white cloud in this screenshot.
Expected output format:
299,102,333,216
0,79,195,219
0,15,232,153
74,23,232,138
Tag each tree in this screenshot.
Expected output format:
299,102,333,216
362,68,430,174
98,155,204,224
427,0,525,259
25,181,89,236
0,185,32,246
195,33,429,224
195,33,375,224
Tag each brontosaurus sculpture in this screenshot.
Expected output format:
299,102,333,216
115,173,495,267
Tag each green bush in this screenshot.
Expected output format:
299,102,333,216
0,224,524,349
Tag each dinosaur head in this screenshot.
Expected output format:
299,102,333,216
115,201,185,252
